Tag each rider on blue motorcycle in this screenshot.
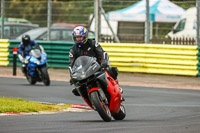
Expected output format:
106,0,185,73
18,34,40,74
69,26,124,100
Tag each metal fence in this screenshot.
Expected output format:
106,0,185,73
0,0,198,44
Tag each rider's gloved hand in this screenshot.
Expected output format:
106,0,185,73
22,58,29,64
22,58,26,63
101,60,108,68
25,59,29,64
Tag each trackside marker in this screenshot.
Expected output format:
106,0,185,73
63,104,93,112
13,47,18,76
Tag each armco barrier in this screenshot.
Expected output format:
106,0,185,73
1,40,200,76
38,41,73,68
8,40,74,68
197,46,200,76
0,39,10,66
101,43,199,76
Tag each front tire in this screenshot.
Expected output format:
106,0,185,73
112,105,126,120
90,91,112,122
26,74,36,85
40,66,50,86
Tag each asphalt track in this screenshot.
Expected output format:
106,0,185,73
0,77,200,133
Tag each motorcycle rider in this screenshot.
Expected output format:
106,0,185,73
18,34,40,75
69,26,124,101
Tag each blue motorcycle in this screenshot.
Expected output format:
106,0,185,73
23,46,50,86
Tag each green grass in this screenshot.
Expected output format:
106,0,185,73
0,97,72,113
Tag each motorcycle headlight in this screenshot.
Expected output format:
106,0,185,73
80,74,86,78
80,71,86,78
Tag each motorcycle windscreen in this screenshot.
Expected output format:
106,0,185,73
72,56,101,80
30,49,41,59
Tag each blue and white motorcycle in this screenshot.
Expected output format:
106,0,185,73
22,46,50,86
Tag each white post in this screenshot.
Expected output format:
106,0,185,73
1,0,5,39
47,0,52,41
94,0,101,42
145,0,150,43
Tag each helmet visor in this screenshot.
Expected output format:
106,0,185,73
23,40,30,45
73,35,86,43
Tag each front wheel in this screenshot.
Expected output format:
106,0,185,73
26,74,36,85
89,91,112,122
40,66,50,86
112,105,126,120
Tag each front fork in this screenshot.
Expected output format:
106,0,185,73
96,81,109,105
87,82,109,105
37,64,47,78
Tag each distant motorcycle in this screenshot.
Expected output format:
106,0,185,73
70,56,126,122
23,46,50,86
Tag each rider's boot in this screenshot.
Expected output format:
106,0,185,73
120,87,125,102
119,86,123,94
72,88,80,96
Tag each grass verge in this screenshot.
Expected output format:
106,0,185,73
0,97,72,113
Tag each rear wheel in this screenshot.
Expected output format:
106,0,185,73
112,105,126,120
90,91,112,122
40,66,50,86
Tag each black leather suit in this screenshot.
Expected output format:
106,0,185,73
69,39,118,80
69,39,109,67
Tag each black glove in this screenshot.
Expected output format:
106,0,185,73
101,60,108,68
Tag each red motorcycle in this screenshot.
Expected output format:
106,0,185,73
69,56,126,122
